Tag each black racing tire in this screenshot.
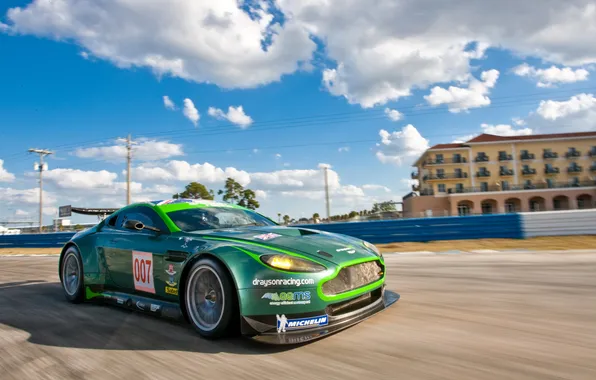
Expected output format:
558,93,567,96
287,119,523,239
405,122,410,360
60,246,85,303
184,257,236,339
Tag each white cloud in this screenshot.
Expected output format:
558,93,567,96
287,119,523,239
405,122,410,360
252,149,260,154
512,63,590,88
338,146,350,153
528,93,596,132
0,187,56,206
2,0,315,89
275,153,282,159
42,169,118,190
15,209,29,216
512,117,527,126
133,160,252,186
0,159,15,182
479,123,533,136
280,1,596,107
207,105,253,128
362,184,391,193
424,70,500,113
384,108,403,122
163,95,176,110
376,125,430,166
255,190,268,199
183,98,200,126
452,134,477,143
75,139,184,162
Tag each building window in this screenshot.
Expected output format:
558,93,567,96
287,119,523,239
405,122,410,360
455,168,462,178
458,205,470,216
505,202,516,213
571,177,580,186
546,178,554,188
437,168,445,178
480,182,488,192
455,183,464,193
501,180,510,191
524,180,533,189
553,198,563,210
435,154,444,163
481,202,493,214
453,153,461,163
530,200,541,212
437,184,446,193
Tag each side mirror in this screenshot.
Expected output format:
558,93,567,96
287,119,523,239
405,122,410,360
124,219,145,231
123,219,162,234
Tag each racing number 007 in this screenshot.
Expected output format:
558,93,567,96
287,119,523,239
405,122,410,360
134,257,152,284
132,251,155,293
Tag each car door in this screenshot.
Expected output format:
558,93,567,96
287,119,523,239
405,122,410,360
99,206,171,296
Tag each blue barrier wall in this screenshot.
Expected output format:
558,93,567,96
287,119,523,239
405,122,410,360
0,213,524,248
0,232,76,249
300,213,524,244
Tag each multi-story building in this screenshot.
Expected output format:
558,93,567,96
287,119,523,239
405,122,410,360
403,131,596,217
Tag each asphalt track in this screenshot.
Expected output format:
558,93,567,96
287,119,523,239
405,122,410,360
1,252,595,380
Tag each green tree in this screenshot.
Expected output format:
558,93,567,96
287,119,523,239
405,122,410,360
217,177,260,210
283,215,291,224
173,182,214,200
348,211,358,218
372,201,397,213
313,213,320,220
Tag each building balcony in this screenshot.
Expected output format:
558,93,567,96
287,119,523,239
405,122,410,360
521,168,537,176
411,171,419,179
423,157,467,166
565,151,581,158
476,171,491,177
520,153,536,160
419,188,435,196
424,172,469,181
545,167,560,175
446,180,596,194
567,166,583,173
589,150,596,157
474,156,489,162
499,169,514,176
498,154,513,161
543,152,559,159
591,165,596,172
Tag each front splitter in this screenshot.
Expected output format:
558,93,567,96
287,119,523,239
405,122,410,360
249,289,400,345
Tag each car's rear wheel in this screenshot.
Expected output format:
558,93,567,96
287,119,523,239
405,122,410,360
185,258,235,338
61,246,85,303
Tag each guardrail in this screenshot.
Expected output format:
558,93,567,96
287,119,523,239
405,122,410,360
0,209,595,248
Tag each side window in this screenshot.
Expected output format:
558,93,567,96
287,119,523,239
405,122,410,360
116,207,168,232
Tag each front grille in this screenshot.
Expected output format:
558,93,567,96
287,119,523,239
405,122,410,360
325,287,383,316
322,260,384,296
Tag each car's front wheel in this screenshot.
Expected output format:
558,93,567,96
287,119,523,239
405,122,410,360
61,246,85,303
185,257,236,339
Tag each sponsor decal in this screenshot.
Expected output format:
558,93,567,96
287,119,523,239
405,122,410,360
336,246,356,254
150,304,160,312
136,301,146,311
178,236,192,248
116,297,125,305
132,251,155,294
276,314,328,333
253,278,315,287
165,286,178,296
253,233,281,241
165,264,177,287
262,291,311,305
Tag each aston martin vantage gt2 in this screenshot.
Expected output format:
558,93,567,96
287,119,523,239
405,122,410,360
59,199,399,344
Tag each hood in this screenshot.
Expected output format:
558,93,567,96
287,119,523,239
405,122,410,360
187,226,378,265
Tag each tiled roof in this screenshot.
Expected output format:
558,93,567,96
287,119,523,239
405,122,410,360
467,131,596,143
428,143,466,150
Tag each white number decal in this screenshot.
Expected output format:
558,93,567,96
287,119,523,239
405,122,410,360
132,251,155,293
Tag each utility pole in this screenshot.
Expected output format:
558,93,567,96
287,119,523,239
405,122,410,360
28,148,53,233
323,166,331,222
126,134,132,205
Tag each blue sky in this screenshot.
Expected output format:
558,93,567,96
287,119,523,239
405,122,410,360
1,0,596,225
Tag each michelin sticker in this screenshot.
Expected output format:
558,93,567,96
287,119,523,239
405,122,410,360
276,314,328,333
262,291,311,305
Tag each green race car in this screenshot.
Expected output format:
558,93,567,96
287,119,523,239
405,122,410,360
59,198,399,344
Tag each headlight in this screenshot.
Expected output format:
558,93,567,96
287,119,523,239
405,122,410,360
362,240,382,257
260,254,326,273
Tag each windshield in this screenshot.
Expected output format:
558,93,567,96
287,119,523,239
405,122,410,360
167,207,276,232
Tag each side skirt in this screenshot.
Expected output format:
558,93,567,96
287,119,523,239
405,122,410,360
84,286,185,322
